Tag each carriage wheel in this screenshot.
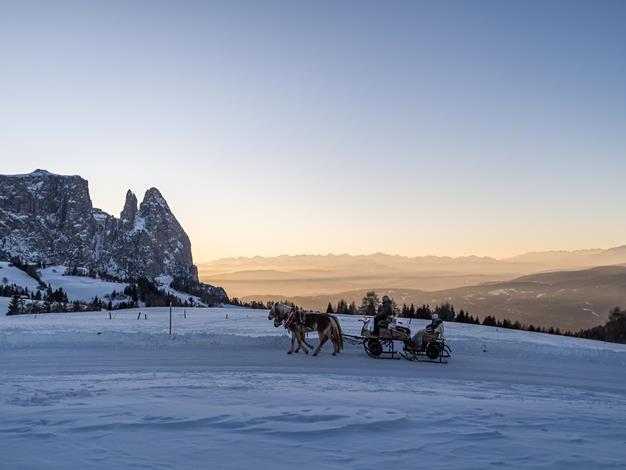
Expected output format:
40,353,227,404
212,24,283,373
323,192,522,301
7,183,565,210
364,339,383,358
426,343,441,360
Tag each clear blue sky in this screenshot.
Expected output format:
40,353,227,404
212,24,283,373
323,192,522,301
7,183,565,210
1,0,625,260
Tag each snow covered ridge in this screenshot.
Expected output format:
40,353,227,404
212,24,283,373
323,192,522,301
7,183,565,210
1,307,626,469
0,169,227,301
1,263,220,311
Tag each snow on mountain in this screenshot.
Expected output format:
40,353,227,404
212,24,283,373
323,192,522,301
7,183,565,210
39,266,130,302
0,263,215,307
0,261,40,291
154,274,205,305
0,296,9,313
1,309,625,469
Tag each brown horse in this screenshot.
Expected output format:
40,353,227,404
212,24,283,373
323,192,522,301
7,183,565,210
268,303,344,356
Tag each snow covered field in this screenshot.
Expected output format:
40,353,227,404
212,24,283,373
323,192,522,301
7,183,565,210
1,307,625,469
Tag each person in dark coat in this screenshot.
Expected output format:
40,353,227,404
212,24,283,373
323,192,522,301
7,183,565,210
373,295,394,334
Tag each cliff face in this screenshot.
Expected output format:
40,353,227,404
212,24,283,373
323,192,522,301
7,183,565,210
0,170,200,283
102,187,198,281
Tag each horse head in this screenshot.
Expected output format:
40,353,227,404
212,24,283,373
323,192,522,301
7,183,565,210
268,304,276,321
268,303,287,327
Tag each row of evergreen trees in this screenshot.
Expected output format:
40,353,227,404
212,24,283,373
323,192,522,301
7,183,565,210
123,278,197,308
170,277,227,307
326,296,481,324
576,307,626,343
321,291,626,343
1,283,70,304
0,282,32,298
7,293,106,315
230,298,272,309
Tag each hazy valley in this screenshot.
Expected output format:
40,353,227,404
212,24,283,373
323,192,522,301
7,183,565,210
199,251,626,330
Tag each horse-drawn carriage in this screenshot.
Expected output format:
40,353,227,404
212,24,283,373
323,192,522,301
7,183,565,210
343,316,451,363
269,303,451,363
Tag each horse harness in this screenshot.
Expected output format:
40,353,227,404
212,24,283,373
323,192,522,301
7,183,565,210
284,310,306,330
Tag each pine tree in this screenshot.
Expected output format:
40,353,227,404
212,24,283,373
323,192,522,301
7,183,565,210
7,295,20,315
416,304,431,319
359,291,380,316
326,302,334,313
609,307,624,322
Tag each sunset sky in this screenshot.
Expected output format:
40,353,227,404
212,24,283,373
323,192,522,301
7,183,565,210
2,0,626,261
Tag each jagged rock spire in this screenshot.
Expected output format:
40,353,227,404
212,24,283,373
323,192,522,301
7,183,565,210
120,190,138,226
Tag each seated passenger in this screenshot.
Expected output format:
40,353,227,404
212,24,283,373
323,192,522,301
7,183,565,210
410,313,444,348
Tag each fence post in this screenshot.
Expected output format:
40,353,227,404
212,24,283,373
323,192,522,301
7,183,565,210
137,311,141,320
109,311,112,320
169,303,172,336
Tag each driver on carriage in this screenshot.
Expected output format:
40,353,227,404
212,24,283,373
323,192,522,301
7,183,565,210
373,295,394,335
410,313,444,349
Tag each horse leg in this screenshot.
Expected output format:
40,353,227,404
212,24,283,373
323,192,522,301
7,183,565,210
295,331,306,354
313,327,331,356
326,323,338,355
288,333,295,354
290,326,309,354
298,330,310,354
327,324,339,356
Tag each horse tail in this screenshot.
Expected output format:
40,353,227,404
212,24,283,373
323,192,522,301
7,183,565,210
330,315,344,351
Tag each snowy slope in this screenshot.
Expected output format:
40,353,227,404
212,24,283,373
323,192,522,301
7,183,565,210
0,261,40,290
0,296,9,313
155,274,206,306
0,265,202,305
1,310,625,469
38,265,129,301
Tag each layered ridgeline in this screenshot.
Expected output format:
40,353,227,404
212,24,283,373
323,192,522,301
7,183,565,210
0,169,227,306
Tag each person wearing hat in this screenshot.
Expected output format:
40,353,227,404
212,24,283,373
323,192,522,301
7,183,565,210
373,295,394,334
411,313,445,349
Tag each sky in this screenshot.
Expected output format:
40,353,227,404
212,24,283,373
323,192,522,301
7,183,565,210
1,0,625,262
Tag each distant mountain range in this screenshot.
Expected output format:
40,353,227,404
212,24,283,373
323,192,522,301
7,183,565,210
198,248,626,298
202,248,626,275
504,246,626,268
239,265,626,331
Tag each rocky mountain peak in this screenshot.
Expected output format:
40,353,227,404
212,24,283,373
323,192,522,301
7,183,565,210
141,187,170,211
120,190,138,226
0,170,207,286
31,169,55,176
